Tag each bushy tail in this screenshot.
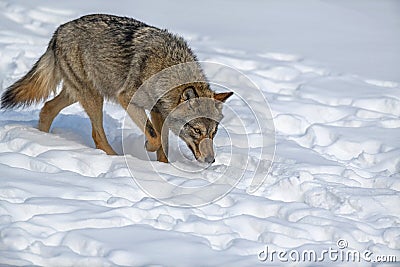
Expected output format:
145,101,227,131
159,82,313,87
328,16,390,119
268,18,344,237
1,38,60,109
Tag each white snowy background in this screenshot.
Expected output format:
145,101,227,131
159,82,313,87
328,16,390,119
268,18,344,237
0,0,399,266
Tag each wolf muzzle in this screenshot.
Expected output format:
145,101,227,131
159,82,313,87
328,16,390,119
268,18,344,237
199,138,215,163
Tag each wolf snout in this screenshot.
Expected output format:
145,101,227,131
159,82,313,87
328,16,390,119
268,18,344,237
205,155,215,164
199,138,215,164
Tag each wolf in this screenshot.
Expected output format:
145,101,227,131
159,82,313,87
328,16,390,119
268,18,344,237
1,14,232,163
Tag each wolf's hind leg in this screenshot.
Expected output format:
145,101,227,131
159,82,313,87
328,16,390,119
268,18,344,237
117,93,161,152
79,92,117,155
39,87,76,132
151,111,168,163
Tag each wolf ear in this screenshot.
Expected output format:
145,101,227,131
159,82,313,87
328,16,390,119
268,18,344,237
181,86,198,102
214,92,233,103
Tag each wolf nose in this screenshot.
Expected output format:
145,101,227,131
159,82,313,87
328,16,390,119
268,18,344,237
205,156,215,164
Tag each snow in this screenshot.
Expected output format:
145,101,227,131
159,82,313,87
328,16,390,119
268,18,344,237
1,0,399,266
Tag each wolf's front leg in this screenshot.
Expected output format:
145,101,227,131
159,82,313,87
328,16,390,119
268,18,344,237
144,119,161,152
118,94,161,152
151,111,168,163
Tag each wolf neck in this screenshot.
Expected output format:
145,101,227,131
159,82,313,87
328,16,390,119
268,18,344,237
132,28,211,118
119,23,213,119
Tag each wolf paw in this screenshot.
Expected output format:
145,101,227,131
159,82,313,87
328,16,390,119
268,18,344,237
145,140,161,152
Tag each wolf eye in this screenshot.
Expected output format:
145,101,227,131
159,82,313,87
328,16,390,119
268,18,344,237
189,126,201,136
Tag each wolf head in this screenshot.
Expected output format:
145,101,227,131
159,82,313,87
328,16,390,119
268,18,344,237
167,86,233,163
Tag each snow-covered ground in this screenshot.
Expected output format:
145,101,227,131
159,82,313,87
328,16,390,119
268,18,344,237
0,0,399,266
